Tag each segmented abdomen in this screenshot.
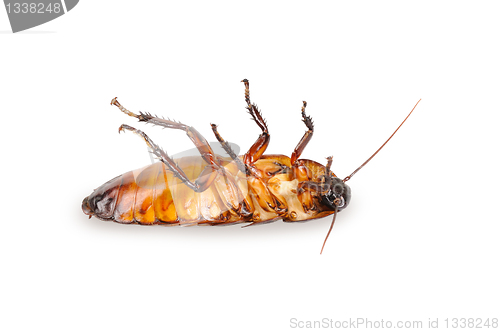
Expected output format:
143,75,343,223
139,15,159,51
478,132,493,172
84,156,254,225
83,155,333,225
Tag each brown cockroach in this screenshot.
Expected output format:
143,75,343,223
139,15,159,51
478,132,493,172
82,79,420,253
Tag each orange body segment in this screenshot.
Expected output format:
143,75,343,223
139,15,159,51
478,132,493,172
113,172,137,224
84,155,335,226
153,164,177,223
133,163,159,225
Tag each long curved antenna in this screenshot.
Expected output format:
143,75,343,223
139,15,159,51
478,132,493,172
343,99,421,182
320,204,339,254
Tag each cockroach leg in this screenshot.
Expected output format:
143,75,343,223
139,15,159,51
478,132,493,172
211,124,246,173
111,97,138,119
291,101,314,165
297,180,329,212
325,156,333,175
298,181,330,195
111,97,225,172
241,79,268,133
244,132,270,166
324,156,337,182
241,79,270,165
118,124,219,193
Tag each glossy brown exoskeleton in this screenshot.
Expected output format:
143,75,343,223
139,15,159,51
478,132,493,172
82,79,420,253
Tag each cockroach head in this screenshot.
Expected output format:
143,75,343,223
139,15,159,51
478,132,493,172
321,177,351,212
319,176,352,254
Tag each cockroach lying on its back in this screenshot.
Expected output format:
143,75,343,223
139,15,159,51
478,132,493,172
82,79,420,253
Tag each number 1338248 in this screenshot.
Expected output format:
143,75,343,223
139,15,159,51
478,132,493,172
6,2,61,14
444,318,498,329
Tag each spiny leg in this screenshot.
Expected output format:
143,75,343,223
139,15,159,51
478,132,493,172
324,156,337,182
290,101,314,165
242,79,268,133
111,97,223,171
112,97,252,217
211,123,246,173
118,124,219,192
241,79,270,165
240,80,285,215
325,156,333,175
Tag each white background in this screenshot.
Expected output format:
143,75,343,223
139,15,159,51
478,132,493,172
1,1,499,331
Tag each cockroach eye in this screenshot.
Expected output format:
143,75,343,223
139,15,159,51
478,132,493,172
333,183,344,195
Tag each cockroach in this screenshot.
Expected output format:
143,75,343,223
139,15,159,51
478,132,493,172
82,79,420,253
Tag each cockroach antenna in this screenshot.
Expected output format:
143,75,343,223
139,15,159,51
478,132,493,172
343,99,421,183
320,99,421,254
320,203,339,254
